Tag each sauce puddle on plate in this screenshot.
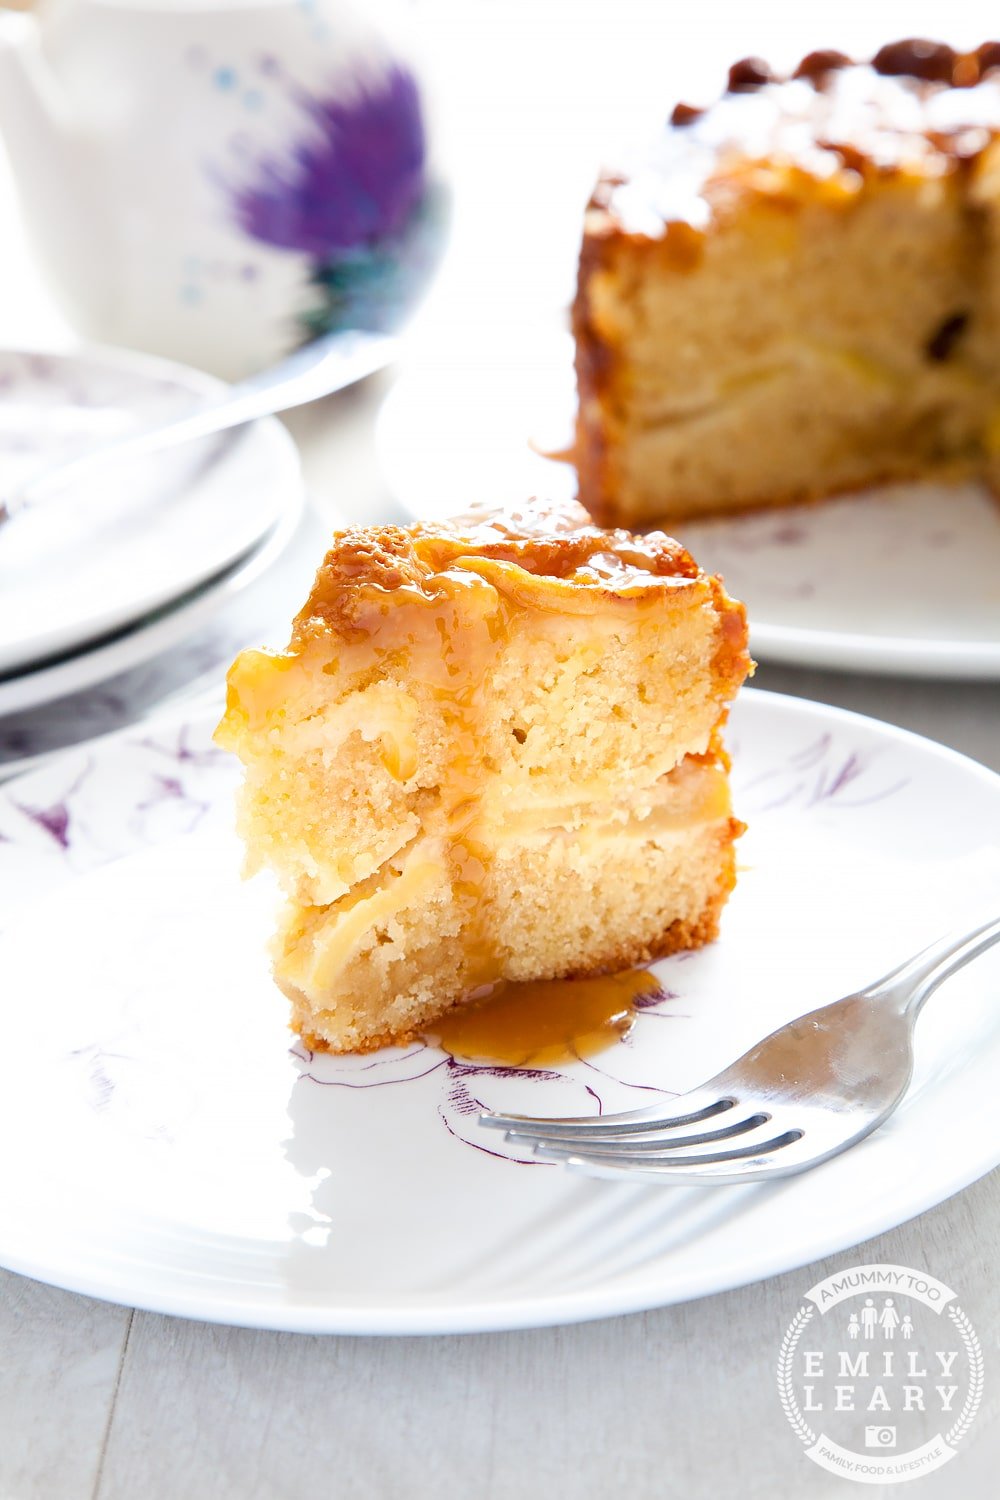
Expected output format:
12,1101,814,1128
429,968,663,1067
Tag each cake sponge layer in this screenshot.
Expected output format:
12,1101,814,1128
275,755,740,1051
575,46,1000,524
217,499,751,1051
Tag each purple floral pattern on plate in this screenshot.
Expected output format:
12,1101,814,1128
732,732,911,813
0,721,233,901
288,975,684,1166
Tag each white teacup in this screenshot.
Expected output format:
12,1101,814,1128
0,0,442,377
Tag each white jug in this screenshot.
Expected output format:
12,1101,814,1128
0,0,441,377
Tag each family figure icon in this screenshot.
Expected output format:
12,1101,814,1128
846,1299,916,1340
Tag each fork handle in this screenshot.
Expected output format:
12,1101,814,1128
867,913,1000,1015
0,328,395,528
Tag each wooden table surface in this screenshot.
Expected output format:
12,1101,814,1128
1,382,997,1500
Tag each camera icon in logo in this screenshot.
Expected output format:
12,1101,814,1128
864,1426,897,1449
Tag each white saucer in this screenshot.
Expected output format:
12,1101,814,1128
376,329,1000,680
0,345,302,675
0,690,997,1333
0,489,308,719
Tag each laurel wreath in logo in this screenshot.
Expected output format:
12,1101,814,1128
944,1305,985,1448
777,1304,817,1448
777,1299,983,1456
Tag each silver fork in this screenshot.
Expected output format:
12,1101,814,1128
479,915,1000,1184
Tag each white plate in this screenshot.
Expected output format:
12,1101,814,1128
0,495,328,770
0,489,310,719
376,330,1000,679
0,346,302,674
0,690,998,1334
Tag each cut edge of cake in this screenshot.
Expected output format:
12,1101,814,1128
216,498,752,1052
574,39,1000,526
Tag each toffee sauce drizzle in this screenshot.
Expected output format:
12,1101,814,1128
428,968,664,1067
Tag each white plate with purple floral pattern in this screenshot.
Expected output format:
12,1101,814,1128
0,346,302,676
0,689,998,1334
377,328,1000,680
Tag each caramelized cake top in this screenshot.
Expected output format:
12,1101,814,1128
214,499,748,773
292,496,733,646
587,39,1000,248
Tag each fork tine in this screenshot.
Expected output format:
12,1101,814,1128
477,916,1000,1183
479,1092,735,1137
508,1110,772,1153
537,1128,805,1175
534,1120,793,1163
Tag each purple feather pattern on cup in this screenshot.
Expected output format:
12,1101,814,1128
233,66,439,336
235,67,426,257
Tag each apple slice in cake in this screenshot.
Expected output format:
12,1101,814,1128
215,498,751,1051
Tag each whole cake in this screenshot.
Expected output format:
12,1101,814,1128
216,499,751,1052
574,39,1000,525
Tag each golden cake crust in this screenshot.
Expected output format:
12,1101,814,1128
294,497,702,636
574,40,1000,524
582,40,1000,248
289,497,749,701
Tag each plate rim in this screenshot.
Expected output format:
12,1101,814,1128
0,486,306,718
748,620,1000,678
0,342,303,675
0,688,998,1334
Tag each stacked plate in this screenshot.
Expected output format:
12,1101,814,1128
0,345,322,778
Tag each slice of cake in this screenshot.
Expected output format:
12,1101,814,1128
215,498,751,1052
574,39,1000,526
